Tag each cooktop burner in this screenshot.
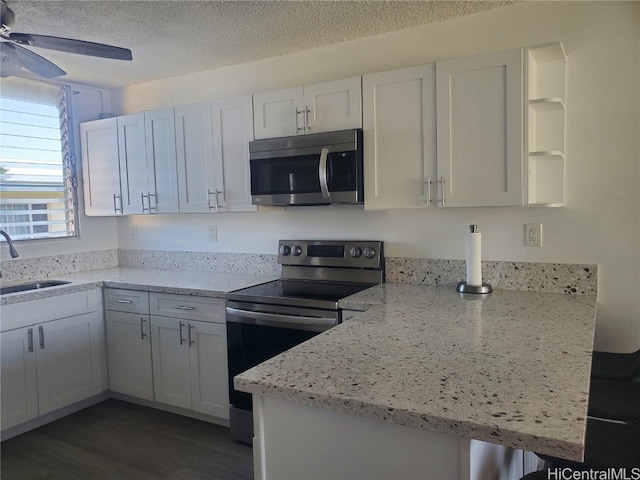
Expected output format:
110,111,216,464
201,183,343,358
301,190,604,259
226,279,376,310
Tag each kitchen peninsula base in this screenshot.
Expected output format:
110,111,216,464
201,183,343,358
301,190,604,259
252,395,530,480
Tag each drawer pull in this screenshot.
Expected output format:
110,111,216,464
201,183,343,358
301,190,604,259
174,305,196,311
115,299,133,304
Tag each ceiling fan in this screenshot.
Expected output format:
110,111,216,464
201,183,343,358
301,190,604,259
0,0,132,79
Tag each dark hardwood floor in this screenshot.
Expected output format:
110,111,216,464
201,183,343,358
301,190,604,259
0,399,253,480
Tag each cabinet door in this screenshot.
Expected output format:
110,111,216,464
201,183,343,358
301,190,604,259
304,76,362,134
150,315,192,409
36,311,105,415
105,311,153,401
363,65,436,210
188,320,229,419
436,48,523,207
80,117,122,215
211,95,256,212
145,108,180,213
1,328,38,430
253,87,304,139
175,102,217,213
117,113,147,215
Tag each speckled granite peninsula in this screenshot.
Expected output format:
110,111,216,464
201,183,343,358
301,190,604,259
235,285,597,464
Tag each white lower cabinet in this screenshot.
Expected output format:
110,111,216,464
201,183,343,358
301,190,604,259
0,290,106,432
1,328,39,429
105,311,153,401
149,293,229,420
104,288,153,401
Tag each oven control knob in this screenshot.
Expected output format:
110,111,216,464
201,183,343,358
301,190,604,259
292,245,302,256
349,246,362,258
279,245,291,256
363,247,376,259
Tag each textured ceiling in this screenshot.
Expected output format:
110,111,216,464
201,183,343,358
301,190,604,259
6,0,514,89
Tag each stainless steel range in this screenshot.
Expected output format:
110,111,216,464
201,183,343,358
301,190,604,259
225,239,384,444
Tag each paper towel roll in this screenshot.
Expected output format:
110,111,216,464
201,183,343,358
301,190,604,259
466,225,482,287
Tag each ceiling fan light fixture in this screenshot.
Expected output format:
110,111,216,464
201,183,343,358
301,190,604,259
0,42,21,77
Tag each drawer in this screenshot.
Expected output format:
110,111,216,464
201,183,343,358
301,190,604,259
104,288,149,314
1,289,102,332
149,292,225,323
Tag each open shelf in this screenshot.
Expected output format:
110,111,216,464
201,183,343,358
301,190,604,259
526,42,566,207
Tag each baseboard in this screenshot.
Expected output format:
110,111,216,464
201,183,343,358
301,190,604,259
1,390,230,442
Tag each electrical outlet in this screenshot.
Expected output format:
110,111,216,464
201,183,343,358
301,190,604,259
130,225,138,239
525,223,542,247
208,225,217,242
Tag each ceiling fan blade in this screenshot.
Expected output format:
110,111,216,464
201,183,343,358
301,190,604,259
11,43,66,78
8,33,132,61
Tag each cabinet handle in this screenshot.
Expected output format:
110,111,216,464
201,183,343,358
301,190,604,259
188,324,195,347
115,299,133,304
179,321,185,345
295,108,305,132
113,193,123,214
440,176,446,207
426,177,432,205
305,106,311,132
207,189,219,211
140,317,147,340
148,192,157,212
38,325,45,349
141,193,150,212
27,328,34,353
174,305,195,311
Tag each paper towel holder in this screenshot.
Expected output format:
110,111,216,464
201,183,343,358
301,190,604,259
457,224,492,294
456,282,492,294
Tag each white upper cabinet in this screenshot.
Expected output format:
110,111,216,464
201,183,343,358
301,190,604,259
81,109,180,216
144,108,180,214
362,65,436,210
117,113,147,215
436,48,524,207
174,102,217,213
80,117,122,216
303,77,362,134
175,97,256,214
253,76,362,139
211,95,256,212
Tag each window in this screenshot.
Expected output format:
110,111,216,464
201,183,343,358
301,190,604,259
0,76,77,241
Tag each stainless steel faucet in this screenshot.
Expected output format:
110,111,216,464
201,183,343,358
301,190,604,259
0,230,19,258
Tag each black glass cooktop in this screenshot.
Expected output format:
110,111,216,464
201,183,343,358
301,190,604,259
226,279,373,310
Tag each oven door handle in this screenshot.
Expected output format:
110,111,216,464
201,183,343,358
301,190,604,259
319,147,330,199
226,307,337,329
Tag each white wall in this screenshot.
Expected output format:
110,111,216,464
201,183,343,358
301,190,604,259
114,1,639,352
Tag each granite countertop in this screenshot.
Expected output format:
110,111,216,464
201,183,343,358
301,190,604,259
235,284,598,462
0,267,277,305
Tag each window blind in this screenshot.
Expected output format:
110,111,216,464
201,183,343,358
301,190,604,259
0,77,77,241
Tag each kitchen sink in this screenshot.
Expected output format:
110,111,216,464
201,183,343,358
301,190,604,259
0,280,71,295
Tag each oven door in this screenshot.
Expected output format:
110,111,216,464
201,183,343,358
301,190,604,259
225,301,339,443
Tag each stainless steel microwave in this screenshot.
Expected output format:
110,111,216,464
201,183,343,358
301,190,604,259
249,129,363,206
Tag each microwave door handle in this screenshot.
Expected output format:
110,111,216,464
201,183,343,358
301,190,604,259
319,147,330,199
